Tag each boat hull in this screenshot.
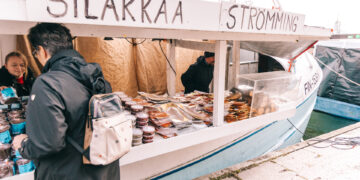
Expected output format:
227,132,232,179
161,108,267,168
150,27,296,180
314,96,360,121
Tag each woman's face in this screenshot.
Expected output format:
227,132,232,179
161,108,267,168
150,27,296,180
5,56,26,78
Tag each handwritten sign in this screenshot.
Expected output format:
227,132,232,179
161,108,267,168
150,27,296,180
25,0,305,35
25,0,220,31
219,2,305,34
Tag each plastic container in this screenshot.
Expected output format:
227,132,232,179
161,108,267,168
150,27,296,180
0,160,14,178
0,125,11,144
9,118,26,135
136,112,149,122
132,138,142,144
142,139,153,144
142,126,155,135
0,144,11,161
132,128,143,138
125,101,137,111
132,141,142,146
0,88,18,104
121,97,132,106
136,121,148,127
16,159,35,174
7,110,23,119
130,105,144,115
142,134,154,140
126,115,137,128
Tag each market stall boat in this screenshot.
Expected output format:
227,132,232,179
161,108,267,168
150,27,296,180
0,0,330,179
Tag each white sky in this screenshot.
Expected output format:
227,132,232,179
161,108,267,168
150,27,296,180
208,0,360,33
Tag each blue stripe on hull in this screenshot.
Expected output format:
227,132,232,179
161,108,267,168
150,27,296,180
154,92,317,180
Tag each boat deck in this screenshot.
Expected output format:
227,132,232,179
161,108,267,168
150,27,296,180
197,122,360,180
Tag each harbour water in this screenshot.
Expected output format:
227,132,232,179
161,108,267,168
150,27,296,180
303,110,357,140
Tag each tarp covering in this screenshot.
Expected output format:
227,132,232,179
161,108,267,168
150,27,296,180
74,37,138,97
16,36,202,97
315,41,360,106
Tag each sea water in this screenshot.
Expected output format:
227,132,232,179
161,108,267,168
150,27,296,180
304,111,357,140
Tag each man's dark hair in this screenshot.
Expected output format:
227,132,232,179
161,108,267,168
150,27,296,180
204,51,215,58
28,23,73,56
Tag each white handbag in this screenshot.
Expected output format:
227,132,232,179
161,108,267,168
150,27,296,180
67,93,132,165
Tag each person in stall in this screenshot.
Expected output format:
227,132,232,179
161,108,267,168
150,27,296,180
0,51,35,96
181,51,215,94
12,23,118,180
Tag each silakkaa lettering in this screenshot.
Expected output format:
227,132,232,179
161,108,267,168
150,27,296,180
46,0,183,24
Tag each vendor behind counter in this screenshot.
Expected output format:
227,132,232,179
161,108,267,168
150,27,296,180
0,51,35,97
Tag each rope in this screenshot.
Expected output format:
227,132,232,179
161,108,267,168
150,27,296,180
286,118,360,150
314,57,360,87
158,41,176,75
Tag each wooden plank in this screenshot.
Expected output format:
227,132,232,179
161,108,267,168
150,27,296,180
166,40,176,96
0,20,330,42
213,40,227,127
175,40,215,52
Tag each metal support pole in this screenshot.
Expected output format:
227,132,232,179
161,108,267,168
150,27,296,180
233,41,241,87
166,40,176,97
213,40,227,127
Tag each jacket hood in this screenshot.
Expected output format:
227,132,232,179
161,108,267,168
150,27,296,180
0,66,14,80
195,56,212,67
42,49,107,94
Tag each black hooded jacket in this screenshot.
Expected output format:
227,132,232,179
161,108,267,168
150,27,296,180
181,56,214,94
0,66,35,97
20,50,119,180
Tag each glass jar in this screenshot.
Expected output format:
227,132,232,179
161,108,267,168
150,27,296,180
130,105,144,115
16,159,35,174
0,125,11,144
0,160,13,178
0,144,11,161
136,112,149,122
9,118,26,135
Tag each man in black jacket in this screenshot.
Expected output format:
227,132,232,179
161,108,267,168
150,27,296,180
13,23,119,180
181,52,215,94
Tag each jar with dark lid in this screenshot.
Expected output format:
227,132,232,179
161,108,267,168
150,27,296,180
16,159,35,174
0,114,6,122
121,97,132,106
0,160,13,178
136,112,149,122
0,120,8,126
142,139,153,144
132,128,143,138
11,148,22,160
126,115,137,128
0,125,11,144
136,121,148,127
142,126,155,135
9,118,26,135
125,101,137,111
143,134,154,140
0,144,11,161
130,105,144,115
7,110,23,120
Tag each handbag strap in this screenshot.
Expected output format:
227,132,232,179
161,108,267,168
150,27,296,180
66,136,85,154
66,136,91,160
